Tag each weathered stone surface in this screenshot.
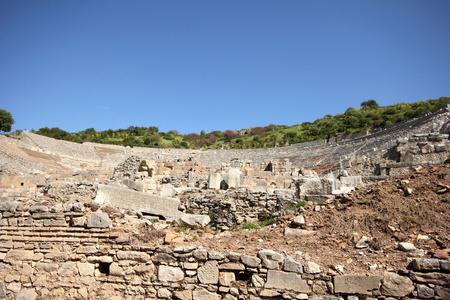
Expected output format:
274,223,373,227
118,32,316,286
292,215,305,225
283,256,303,273
87,256,113,263
122,178,144,192
410,272,450,285
219,262,245,271
440,260,450,271
252,274,265,287
5,250,34,262
436,286,450,300
398,242,416,252
77,262,94,276
334,274,382,294
29,205,48,213
86,211,112,228
117,251,150,262
152,253,176,264
260,289,280,297
158,288,172,299
265,270,310,292
193,248,208,261
58,262,77,276
258,250,283,269
412,258,440,271
0,201,19,212
417,284,434,298
241,255,261,267
219,272,236,286
16,289,37,300
109,262,125,276
36,263,58,273
173,290,192,300
158,265,184,282
380,272,414,297
95,184,182,220
284,228,315,237
192,287,221,300
304,261,321,274
76,246,98,255
180,213,211,228
198,260,219,284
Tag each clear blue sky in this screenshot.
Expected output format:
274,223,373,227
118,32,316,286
1,1,449,134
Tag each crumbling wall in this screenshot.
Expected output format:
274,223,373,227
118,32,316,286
0,199,448,299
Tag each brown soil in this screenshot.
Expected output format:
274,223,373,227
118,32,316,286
123,165,450,276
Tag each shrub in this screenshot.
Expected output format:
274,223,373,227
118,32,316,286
223,130,239,141
251,126,266,136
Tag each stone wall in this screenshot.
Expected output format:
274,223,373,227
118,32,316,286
0,199,448,299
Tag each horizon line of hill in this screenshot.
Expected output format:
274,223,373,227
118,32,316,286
27,97,450,150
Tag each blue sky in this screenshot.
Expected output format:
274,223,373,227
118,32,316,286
1,0,449,134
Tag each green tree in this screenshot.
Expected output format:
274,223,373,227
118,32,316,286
361,99,379,110
0,109,14,132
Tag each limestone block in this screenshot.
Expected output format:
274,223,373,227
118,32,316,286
258,249,283,269
76,246,98,255
411,258,440,271
122,178,144,192
219,262,245,271
251,274,265,287
198,261,219,284
158,183,178,197
193,248,208,261
117,251,150,262
58,262,77,276
16,289,37,300
95,184,181,220
283,256,303,273
409,272,450,285
173,290,192,300
29,205,48,213
334,274,382,294
304,262,321,274
109,262,125,276
192,287,221,300
284,228,315,237
241,255,261,267
219,272,236,286
158,265,184,282
158,288,172,299
87,256,113,263
4,250,34,262
86,211,112,228
0,201,19,212
153,253,176,264
228,168,242,188
77,262,95,276
398,242,416,252
180,213,211,228
265,270,310,292
36,262,58,273
417,284,435,298
380,272,414,297
296,178,333,196
208,173,221,190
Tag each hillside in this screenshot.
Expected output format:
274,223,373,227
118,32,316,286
28,97,450,150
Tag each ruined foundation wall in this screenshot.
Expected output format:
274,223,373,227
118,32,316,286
0,200,448,299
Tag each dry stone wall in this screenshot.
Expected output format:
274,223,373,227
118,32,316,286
0,199,448,299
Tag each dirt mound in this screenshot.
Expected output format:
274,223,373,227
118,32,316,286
317,165,450,247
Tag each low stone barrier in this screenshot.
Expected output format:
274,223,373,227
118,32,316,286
0,199,448,299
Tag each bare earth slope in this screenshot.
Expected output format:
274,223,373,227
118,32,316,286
128,165,449,276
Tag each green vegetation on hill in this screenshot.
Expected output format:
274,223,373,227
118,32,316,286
30,97,450,149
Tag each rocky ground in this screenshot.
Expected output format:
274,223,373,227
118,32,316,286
112,164,450,278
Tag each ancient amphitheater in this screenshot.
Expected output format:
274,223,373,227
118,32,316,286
0,105,448,299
